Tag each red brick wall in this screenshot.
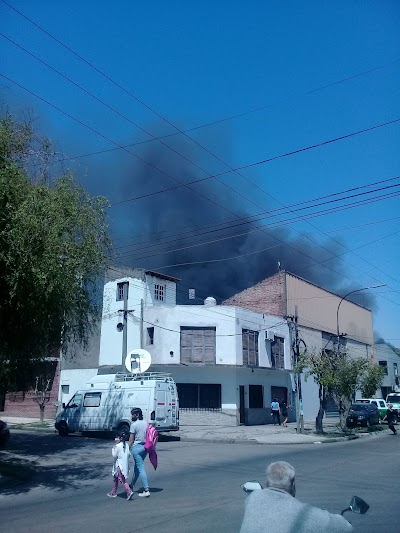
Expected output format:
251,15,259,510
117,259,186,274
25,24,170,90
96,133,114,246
223,272,287,316
2,359,60,419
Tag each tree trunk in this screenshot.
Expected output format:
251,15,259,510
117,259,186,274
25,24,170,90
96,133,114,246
39,404,45,424
0,388,6,412
315,386,327,433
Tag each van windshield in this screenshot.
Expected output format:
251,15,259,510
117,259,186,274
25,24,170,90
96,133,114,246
388,395,400,404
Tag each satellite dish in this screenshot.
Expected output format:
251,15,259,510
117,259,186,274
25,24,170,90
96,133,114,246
125,349,152,374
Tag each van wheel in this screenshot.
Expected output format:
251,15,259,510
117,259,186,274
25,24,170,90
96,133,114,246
58,422,69,436
117,422,130,435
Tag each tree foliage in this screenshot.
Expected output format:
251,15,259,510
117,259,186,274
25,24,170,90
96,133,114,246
298,349,381,432
0,115,111,396
360,364,385,398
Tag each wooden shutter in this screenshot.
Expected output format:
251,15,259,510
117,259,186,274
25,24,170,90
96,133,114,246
180,327,216,364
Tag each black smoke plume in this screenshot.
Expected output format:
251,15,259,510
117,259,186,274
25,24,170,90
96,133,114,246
111,134,375,309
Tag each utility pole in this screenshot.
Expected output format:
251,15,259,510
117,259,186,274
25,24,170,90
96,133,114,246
287,313,304,434
121,281,129,369
140,299,144,349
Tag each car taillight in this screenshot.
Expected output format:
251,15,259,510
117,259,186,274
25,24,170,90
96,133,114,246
150,411,155,420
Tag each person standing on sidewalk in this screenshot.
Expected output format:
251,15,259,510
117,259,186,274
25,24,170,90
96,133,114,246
271,398,281,426
280,399,289,427
107,429,134,500
384,403,397,435
129,407,151,497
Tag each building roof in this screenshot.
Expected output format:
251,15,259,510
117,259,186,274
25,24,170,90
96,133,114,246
106,266,180,283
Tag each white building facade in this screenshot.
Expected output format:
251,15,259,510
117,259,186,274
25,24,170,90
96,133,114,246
59,270,295,426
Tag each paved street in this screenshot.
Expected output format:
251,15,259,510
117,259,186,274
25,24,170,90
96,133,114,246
0,429,398,532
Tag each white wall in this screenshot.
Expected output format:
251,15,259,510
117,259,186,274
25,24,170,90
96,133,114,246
144,304,291,368
58,368,98,405
99,276,146,367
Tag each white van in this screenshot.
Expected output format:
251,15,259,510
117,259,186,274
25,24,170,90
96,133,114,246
55,372,179,436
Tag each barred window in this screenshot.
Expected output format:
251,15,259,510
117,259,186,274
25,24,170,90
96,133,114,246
242,329,259,366
116,282,128,301
154,284,165,301
271,336,285,369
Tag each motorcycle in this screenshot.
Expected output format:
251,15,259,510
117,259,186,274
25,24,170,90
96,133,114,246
241,481,369,518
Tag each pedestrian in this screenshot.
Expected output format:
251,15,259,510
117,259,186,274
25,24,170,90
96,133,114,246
280,399,289,427
384,403,397,435
107,429,134,500
129,407,151,497
240,461,353,532
271,398,281,426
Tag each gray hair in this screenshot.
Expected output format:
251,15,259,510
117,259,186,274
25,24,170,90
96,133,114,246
266,461,296,496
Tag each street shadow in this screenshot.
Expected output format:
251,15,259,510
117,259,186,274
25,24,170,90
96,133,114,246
0,430,111,496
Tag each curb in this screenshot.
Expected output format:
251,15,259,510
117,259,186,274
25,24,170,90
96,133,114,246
178,435,357,445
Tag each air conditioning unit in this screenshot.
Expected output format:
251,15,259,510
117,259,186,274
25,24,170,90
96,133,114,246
266,330,275,341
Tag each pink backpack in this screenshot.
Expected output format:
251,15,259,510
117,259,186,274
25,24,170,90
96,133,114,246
144,424,159,451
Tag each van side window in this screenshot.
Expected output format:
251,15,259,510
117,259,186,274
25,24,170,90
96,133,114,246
83,392,102,407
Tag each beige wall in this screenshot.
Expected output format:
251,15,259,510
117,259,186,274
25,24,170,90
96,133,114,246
285,273,373,347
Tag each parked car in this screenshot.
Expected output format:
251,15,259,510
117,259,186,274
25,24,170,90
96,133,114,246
0,419,10,447
355,398,388,420
346,403,380,428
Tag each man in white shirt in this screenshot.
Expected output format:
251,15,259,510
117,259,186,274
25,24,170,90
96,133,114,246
240,461,353,533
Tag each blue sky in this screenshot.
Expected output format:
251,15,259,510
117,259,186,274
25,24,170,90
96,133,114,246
1,1,399,344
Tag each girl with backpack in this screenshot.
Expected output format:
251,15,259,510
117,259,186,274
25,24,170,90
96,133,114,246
107,429,134,500
129,407,151,498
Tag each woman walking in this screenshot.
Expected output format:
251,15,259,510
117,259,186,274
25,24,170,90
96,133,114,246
270,398,281,426
129,407,151,497
280,399,289,427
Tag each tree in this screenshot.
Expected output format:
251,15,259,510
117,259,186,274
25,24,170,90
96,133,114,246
297,349,370,432
32,376,51,424
360,364,385,398
0,115,111,404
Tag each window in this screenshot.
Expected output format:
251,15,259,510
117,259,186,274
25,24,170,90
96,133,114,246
180,327,216,364
249,385,264,408
147,327,154,345
379,361,388,375
242,329,259,366
61,385,69,394
154,284,165,301
67,393,82,408
177,383,221,409
271,337,285,369
116,282,128,301
83,392,101,407
394,363,398,376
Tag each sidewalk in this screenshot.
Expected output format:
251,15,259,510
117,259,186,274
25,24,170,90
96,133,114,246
2,415,390,445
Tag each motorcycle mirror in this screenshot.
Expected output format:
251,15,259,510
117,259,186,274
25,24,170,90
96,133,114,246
350,496,369,515
241,481,263,493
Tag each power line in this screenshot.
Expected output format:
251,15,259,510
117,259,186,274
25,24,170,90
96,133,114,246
112,180,400,258
3,3,399,328
115,188,400,261
2,0,399,167
111,175,400,252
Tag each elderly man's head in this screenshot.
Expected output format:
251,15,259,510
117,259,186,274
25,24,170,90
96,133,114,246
266,461,296,497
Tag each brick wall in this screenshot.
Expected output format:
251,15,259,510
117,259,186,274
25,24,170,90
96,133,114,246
2,359,60,420
223,272,286,316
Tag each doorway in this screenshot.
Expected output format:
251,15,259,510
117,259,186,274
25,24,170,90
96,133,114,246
239,386,245,424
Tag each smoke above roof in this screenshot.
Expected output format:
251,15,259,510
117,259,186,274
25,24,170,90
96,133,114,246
113,135,376,309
